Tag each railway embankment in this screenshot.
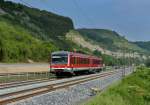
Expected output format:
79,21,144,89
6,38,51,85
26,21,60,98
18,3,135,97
5,67,133,105
83,67,150,105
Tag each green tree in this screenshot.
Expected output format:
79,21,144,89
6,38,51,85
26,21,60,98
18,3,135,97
93,50,102,57
0,39,4,61
145,59,150,67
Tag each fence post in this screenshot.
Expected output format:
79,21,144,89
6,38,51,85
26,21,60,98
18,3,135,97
27,72,28,81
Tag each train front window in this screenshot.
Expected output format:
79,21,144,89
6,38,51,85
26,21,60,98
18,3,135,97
52,54,68,64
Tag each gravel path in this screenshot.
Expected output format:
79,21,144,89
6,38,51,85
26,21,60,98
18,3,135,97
0,63,49,73
8,67,133,105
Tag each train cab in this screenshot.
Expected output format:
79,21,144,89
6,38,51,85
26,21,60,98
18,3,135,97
50,51,104,76
50,51,73,75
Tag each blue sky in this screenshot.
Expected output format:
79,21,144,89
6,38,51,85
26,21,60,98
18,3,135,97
10,0,150,41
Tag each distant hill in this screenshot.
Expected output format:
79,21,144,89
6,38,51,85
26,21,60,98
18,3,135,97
0,0,74,62
77,29,145,52
0,0,149,63
133,41,150,52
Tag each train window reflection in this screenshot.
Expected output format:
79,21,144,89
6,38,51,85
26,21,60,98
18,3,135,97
52,56,68,64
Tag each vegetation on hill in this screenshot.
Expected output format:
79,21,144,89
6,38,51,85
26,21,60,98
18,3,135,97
84,67,150,105
134,41,150,52
77,29,146,53
0,0,149,64
0,0,74,62
145,59,150,67
92,50,141,66
0,0,74,39
0,20,58,62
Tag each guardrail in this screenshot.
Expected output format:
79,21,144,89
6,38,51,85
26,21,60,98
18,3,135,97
0,66,134,84
0,72,54,84
0,67,134,105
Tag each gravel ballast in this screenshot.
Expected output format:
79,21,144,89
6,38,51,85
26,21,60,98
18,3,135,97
8,68,133,105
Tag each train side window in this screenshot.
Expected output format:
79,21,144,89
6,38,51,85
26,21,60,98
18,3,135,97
74,57,76,64
83,58,85,64
76,57,79,64
76,57,77,64
81,58,83,64
84,58,86,64
70,57,72,64
76,57,78,64
72,57,73,64
83,58,84,64
88,59,89,64
79,57,81,64
86,59,88,64
82,58,84,64
80,58,82,64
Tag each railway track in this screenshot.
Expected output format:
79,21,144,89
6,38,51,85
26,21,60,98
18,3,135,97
0,74,98,89
0,70,118,105
0,78,57,89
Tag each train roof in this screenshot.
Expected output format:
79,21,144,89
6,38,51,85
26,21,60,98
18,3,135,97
52,51,69,55
52,51,102,60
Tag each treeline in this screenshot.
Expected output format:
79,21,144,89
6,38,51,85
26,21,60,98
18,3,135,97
93,50,142,66
0,0,74,62
77,29,146,53
0,0,148,64
0,41,57,62
0,0,74,48
134,41,150,52
0,21,57,62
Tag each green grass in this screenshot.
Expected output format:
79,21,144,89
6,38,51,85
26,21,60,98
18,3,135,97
83,67,150,105
0,0,74,62
77,29,146,53
0,20,58,62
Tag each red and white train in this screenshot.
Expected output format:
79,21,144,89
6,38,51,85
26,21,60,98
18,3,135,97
50,51,104,76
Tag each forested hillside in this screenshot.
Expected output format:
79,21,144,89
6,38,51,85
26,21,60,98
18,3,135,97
77,29,145,53
0,0,149,63
0,0,74,62
134,41,150,52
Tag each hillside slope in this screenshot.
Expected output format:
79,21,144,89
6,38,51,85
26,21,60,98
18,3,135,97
0,0,148,63
84,67,150,105
0,0,74,62
77,29,144,52
0,19,57,62
134,41,150,52
66,29,148,57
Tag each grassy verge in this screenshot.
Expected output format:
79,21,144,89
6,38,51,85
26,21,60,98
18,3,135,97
83,67,150,105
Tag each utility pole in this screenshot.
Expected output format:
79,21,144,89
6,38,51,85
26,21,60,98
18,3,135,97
123,47,126,77
116,54,118,69
129,50,131,72
133,50,135,72
121,47,126,78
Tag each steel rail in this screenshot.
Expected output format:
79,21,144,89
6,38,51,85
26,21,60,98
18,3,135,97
0,78,57,89
0,70,118,105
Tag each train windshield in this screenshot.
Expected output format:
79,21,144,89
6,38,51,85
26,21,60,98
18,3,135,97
51,54,68,64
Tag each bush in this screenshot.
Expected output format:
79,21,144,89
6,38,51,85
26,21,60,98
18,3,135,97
93,50,102,57
145,59,150,67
